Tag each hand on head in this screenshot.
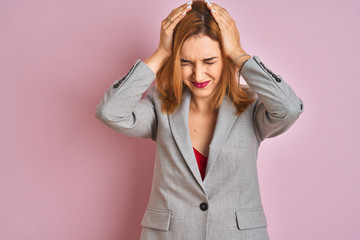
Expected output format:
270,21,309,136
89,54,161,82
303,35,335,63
147,1,249,74
204,1,247,63
157,1,246,61
157,1,193,57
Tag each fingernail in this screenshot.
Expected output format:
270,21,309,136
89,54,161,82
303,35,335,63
186,5,191,9
187,1,192,5
212,8,215,13
206,1,212,6
182,11,187,15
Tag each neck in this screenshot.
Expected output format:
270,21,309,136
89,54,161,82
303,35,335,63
190,95,216,114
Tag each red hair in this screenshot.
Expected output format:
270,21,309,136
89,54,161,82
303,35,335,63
156,0,256,114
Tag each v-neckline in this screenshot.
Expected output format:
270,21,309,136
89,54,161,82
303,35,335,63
193,147,207,159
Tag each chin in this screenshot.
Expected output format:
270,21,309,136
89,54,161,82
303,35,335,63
191,88,214,98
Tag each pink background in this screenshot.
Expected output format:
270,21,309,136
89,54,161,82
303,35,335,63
1,0,359,239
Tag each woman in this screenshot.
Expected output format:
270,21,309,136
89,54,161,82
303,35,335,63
96,1,304,239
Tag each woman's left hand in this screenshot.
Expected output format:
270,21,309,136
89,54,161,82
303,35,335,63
205,1,250,64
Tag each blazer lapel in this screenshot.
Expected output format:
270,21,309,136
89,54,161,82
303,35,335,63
205,95,239,180
168,87,206,193
168,88,239,190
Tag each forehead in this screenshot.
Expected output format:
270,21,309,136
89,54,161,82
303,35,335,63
180,34,221,59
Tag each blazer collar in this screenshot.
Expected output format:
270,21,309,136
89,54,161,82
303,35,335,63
168,87,239,194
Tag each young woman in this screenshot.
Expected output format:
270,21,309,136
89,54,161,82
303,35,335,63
96,1,304,239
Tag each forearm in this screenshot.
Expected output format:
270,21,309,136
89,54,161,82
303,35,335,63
240,56,303,140
96,60,156,120
95,60,157,139
144,48,171,74
241,56,303,117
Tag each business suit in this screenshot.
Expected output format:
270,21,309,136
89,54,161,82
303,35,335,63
95,55,304,240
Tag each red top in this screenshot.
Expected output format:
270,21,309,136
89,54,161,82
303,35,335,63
193,147,208,180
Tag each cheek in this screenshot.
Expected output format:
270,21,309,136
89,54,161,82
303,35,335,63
181,68,191,80
210,65,223,79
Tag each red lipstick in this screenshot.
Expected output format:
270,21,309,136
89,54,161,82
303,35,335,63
191,81,210,88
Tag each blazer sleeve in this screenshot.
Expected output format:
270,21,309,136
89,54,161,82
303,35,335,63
95,59,157,141
240,55,304,142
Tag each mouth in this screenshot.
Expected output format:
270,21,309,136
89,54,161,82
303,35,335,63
191,80,210,88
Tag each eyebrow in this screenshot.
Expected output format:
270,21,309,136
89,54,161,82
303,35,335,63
180,57,218,62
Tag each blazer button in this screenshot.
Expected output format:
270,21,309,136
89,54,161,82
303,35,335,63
113,83,119,88
199,202,208,211
275,77,281,83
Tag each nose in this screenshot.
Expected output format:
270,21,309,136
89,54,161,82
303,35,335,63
192,64,206,81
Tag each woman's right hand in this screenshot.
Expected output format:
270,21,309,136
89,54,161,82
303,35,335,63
144,2,192,74
157,2,193,56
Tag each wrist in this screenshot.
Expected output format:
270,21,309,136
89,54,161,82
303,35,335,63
155,47,171,59
230,49,251,69
144,48,171,74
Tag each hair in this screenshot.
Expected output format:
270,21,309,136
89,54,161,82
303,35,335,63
156,0,256,115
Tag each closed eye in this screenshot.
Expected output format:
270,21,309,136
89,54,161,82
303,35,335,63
180,57,218,66
180,60,191,66
180,61,217,66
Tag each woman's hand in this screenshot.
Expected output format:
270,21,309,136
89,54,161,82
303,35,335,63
157,2,193,57
204,1,251,67
145,2,192,74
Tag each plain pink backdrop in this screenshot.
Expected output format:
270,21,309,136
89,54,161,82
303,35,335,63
1,0,359,239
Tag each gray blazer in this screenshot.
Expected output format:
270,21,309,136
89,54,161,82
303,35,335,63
95,56,304,240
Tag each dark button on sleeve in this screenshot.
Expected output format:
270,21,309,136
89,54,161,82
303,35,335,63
112,64,137,89
199,202,208,211
259,61,281,82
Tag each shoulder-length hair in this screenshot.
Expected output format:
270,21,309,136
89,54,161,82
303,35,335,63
156,0,256,115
